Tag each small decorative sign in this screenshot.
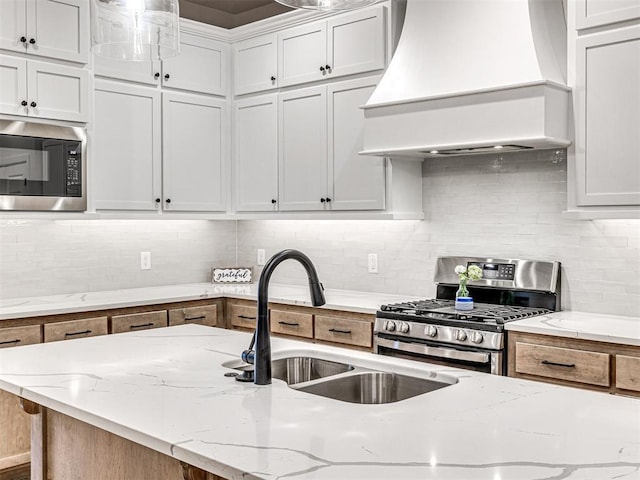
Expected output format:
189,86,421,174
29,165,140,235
211,267,253,284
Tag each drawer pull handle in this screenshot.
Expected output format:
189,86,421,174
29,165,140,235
238,315,256,320
129,323,154,330
328,328,351,335
0,339,21,346
278,321,299,327
541,360,576,368
65,330,91,338
185,316,206,322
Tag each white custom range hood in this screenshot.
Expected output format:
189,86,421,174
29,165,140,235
362,0,572,158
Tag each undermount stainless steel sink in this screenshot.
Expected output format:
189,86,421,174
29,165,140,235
271,356,354,385
223,355,457,404
296,371,452,404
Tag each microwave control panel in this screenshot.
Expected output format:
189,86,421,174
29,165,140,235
65,142,81,197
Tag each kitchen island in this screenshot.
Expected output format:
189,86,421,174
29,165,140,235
0,324,638,480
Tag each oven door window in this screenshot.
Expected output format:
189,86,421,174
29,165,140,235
375,335,502,374
0,135,80,197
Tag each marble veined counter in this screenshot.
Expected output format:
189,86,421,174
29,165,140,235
507,311,640,346
0,283,419,320
0,324,638,479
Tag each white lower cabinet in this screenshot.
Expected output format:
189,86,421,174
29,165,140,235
162,92,227,212
93,80,227,213
234,94,278,211
0,54,88,121
278,76,385,211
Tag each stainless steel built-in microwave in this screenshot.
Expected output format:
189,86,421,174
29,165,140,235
0,120,86,211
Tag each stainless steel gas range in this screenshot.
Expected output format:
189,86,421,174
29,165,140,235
374,257,561,375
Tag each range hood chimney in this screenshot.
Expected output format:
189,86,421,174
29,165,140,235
361,0,571,158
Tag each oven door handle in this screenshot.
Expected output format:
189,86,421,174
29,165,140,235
376,337,491,364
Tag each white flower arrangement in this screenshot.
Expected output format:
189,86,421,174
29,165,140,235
454,264,482,297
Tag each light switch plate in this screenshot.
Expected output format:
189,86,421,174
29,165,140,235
257,249,266,266
140,251,151,270
368,253,378,274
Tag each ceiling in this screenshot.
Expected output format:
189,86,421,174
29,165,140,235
180,0,294,29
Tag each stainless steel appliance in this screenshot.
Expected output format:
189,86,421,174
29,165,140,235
374,256,561,375
0,120,86,211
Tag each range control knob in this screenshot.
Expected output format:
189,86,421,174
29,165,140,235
470,331,484,344
384,320,396,332
425,325,438,338
398,322,410,334
455,329,468,342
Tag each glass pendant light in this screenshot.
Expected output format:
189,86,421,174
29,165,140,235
91,0,180,61
275,0,379,11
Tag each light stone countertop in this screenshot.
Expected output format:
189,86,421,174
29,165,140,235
0,324,638,480
0,283,420,320
506,311,640,346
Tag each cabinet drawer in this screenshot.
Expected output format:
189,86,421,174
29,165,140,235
314,315,372,348
270,309,313,339
44,317,108,343
0,325,42,349
168,305,217,327
616,355,640,392
228,303,257,329
112,311,167,333
515,342,610,387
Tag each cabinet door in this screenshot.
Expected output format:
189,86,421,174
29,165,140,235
0,325,41,348
278,21,327,87
278,86,328,211
43,317,108,342
162,92,227,211
93,80,162,210
111,311,168,334
326,5,386,79
233,33,277,95
0,55,27,116
94,55,161,86
168,304,217,327
575,26,640,207
0,0,27,54
161,33,227,96
328,77,385,210
27,60,88,122
234,94,278,211
29,0,89,63
575,0,640,30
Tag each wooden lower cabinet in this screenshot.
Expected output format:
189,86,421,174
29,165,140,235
508,331,640,397
169,304,217,327
44,317,109,343
112,311,168,333
227,301,258,330
315,314,372,348
270,308,313,339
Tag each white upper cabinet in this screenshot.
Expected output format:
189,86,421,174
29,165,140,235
233,33,278,95
573,25,640,208
94,32,228,96
575,0,640,30
277,76,385,212
162,92,227,212
234,94,278,211
0,54,88,122
93,80,162,211
161,33,228,96
277,5,386,88
0,0,89,63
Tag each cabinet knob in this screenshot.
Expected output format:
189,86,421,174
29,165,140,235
154,72,160,79
325,197,331,203
19,36,26,43
21,100,27,106
29,38,36,45
325,64,331,72
155,198,161,203
320,198,326,203
164,73,170,80
319,66,325,73
165,198,171,204
270,76,276,82
30,101,37,108
271,199,277,204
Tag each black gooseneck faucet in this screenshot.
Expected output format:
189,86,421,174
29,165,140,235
240,249,325,385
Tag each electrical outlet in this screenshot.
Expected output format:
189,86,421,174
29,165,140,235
257,249,266,266
140,251,151,270
368,253,378,274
